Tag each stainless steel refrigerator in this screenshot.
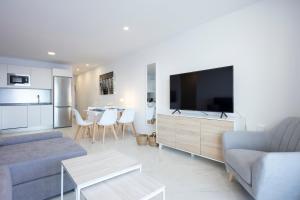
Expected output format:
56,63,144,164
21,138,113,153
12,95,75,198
53,76,72,128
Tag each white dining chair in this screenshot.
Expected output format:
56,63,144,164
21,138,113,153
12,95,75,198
118,109,137,137
72,108,94,141
97,109,118,144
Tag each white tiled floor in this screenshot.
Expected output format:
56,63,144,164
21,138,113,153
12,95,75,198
48,126,253,200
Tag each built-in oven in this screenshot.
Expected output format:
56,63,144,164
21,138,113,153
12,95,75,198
7,74,31,86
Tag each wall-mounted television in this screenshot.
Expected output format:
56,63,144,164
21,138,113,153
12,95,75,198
170,66,234,113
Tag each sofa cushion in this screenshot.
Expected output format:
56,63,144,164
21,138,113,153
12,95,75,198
225,149,265,184
0,137,86,185
0,166,12,200
0,131,63,146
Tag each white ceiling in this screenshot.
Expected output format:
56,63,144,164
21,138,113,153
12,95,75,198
0,0,260,68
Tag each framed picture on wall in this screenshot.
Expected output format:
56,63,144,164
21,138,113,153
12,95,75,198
99,71,114,95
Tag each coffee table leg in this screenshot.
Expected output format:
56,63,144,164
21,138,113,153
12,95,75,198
61,165,64,200
76,187,81,200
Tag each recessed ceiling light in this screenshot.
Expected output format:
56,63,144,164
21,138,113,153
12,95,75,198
48,51,56,56
76,68,80,72
86,64,89,67
123,26,129,31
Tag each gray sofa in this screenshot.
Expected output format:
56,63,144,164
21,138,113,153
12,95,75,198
223,117,300,200
0,131,87,200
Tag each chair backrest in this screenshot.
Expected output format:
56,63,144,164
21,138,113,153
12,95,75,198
72,108,85,125
269,117,300,152
119,109,135,123
99,109,117,126
86,110,99,122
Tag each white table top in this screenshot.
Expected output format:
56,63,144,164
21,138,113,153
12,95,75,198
87,106,126,112
82,172,165,200
62,150,141,187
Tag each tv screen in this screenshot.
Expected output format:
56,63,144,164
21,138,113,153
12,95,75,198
170,66,234,113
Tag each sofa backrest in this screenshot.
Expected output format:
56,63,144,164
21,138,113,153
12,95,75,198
269,117,300,152
0,131,63,146
0,166,12,200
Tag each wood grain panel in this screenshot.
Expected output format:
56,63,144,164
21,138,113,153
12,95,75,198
201,146,224,161
82,172,164,200
201,119,234,161
157,114,234,162
175,116,201,154
157,115,176,147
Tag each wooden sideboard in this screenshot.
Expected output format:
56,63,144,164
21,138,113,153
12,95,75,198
156,114,234,162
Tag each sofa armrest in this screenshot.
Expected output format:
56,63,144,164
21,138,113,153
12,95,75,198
0,166,12,200
0,131,63,146
223,131,269,152
252,152,300,200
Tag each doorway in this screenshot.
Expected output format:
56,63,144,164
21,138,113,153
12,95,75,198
146,63,156,133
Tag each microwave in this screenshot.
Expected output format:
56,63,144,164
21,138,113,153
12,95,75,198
7,74,31,86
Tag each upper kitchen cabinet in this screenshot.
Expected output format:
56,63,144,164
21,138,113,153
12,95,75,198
7,65,31,75
0,64,7,87
52,68,72,77
31,67,52,89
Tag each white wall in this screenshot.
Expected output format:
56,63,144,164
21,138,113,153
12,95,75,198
75,0,300,132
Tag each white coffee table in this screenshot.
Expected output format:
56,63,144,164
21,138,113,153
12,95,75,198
61,150,142,200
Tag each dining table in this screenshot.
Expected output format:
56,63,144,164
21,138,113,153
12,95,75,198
84,106,125,143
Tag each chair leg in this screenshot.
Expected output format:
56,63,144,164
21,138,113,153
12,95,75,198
112,125,118,140
102,126,106,144
228,173,234,182
83,126,88,138
122,124,125,138
131,122,137,136
114,124,118,131
80,126,84,138
74,126,81,140
97,125,102,140
87,126,91,137
88,126,92,138
117,123,121,134
92,125,96,143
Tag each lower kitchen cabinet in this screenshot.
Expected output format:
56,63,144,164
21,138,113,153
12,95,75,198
41,105,53,127
2,106,28,129
28,105,53,128
0,105,53,131
28,105,41,127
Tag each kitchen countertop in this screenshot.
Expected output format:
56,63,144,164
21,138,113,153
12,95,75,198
0,103,53,106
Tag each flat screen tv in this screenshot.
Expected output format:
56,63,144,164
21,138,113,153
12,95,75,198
170,66,234,113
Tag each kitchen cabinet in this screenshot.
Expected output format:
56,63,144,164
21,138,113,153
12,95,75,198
52,68,72,77
41,105,53,127
2,106,28,129
0,64,7,87
7,65,31,75
2,65,52,89
27,105,53,128
28,105,41,127
31,67,52,89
